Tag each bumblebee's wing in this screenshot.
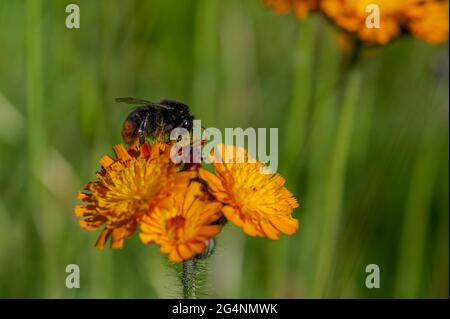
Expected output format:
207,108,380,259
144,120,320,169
115,97,154,104
115,97,173,110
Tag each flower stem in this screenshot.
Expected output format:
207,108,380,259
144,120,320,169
182,259,197,299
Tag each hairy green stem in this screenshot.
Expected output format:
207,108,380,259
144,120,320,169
182,259,197,299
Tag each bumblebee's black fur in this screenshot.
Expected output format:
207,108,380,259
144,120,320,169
118,97,194,145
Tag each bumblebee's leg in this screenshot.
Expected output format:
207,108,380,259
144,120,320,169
138,114,150,145
138,132,146,145
155,111,166,141
159,122,166,141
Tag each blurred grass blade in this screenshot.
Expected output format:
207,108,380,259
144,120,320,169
269,16,317,297
282,16,315,175
394,84,443,298
192,0,219,125
26,0,45,179
311,66,362,297
0,93,24,143
26,0,56,296
394,137,438,298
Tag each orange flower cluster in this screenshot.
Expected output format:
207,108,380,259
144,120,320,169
265,0,449,45
75,142,299,262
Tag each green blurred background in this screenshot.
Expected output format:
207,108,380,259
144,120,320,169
0,0,448,298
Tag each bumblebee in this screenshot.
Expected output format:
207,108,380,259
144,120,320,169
116,97,194,146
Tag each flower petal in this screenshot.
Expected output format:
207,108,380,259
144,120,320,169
270,216,299,235
198,168,226,194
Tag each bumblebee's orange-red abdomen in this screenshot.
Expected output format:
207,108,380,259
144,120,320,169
122,120,137,145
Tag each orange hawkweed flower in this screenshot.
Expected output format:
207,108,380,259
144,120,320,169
404,0,449,44
75,143,195,249
264,0,319,19
139,181,223,262
198,144,299,239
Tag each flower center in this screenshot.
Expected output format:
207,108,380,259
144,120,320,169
166,215,186,241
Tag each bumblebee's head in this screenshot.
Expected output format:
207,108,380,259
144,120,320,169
179,114,194,131
160,99,194,131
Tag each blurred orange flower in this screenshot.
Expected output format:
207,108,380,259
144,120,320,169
322,0,448,45
321,0,412,45
265,0,449,45
74,143,195,249
264,0,319,19
404,0,449,44
199,144,299,239
139,181,223,262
